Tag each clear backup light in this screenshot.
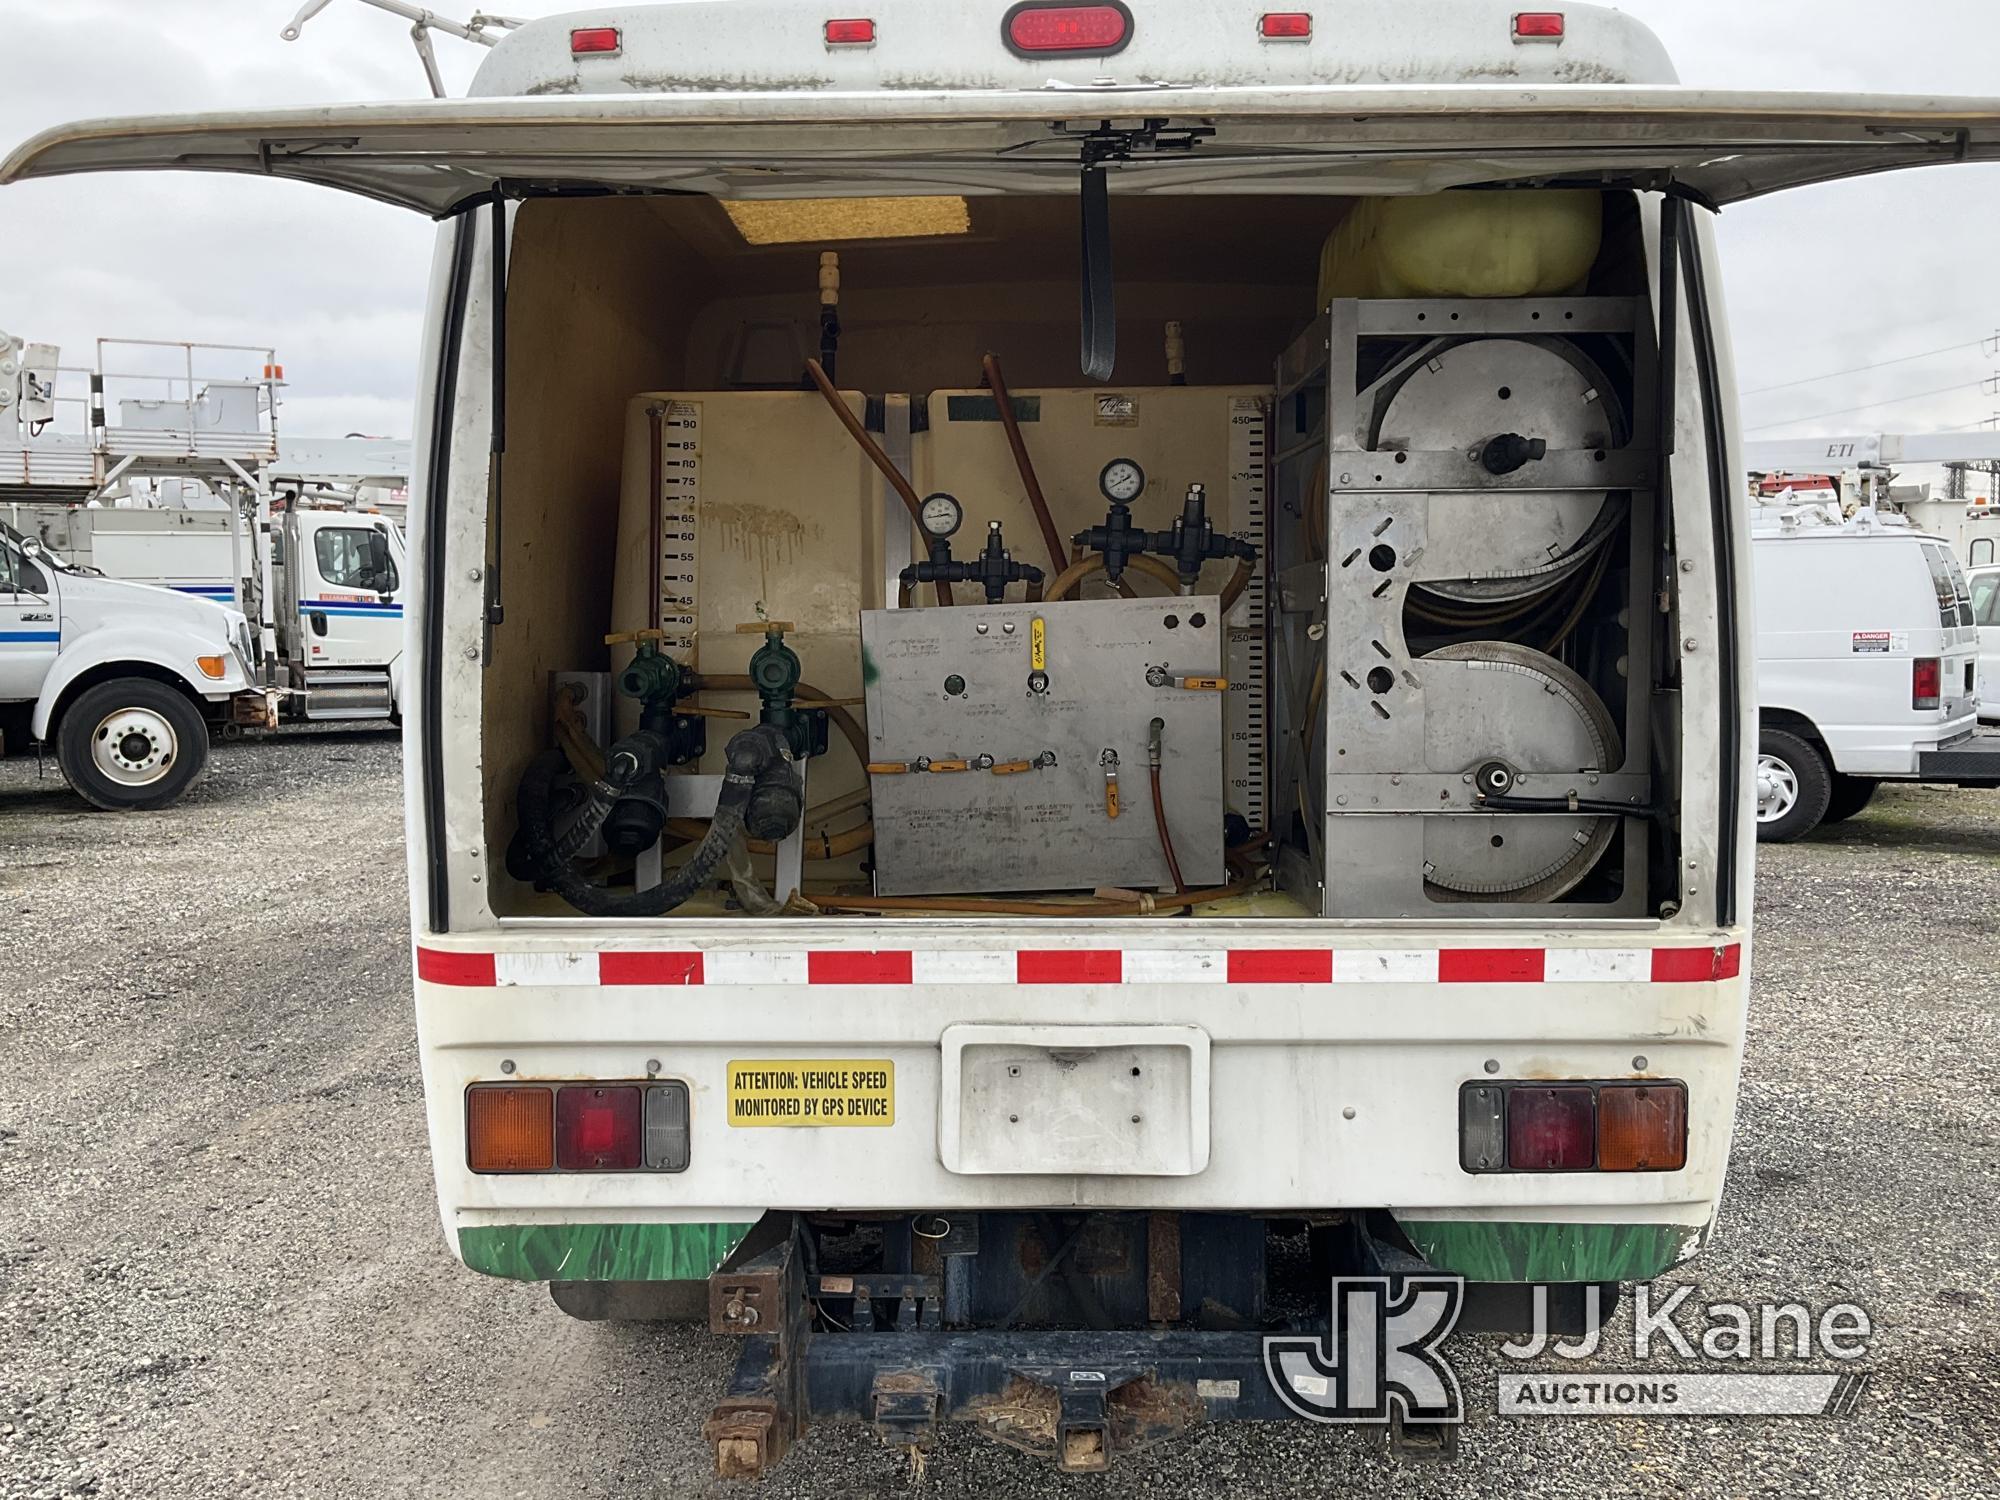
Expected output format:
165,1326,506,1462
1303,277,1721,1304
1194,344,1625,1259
1513,12,1566,40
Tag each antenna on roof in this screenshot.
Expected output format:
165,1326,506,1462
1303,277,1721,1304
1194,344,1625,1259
280,0,522,98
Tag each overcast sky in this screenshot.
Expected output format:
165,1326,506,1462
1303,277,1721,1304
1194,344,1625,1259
4,0,2000,456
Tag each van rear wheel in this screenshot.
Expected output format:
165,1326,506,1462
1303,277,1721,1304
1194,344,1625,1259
1822,775,1881,825
56,678,210,811
1756,729,1832,843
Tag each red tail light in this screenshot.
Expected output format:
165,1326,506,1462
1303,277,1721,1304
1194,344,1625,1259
555,1085,644,1170
1259,13,1313,39
1913,656,1943,710
1506,1086,1596,1170
1003,1,1133,55
1513,12,1566,39
569,27,622,55
824,18,876,45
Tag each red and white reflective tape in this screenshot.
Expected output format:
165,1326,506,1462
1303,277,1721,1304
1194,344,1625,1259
417,943,1742,988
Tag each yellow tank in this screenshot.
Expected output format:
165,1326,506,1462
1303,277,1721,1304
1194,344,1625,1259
1319,191,1603,304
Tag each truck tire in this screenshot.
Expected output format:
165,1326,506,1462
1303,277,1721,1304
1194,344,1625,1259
1822,775,1881,824
1756,728,1832,843
55,678,210,811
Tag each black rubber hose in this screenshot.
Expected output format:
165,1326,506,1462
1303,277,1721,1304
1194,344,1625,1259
516,726,786,917
550,747,643,864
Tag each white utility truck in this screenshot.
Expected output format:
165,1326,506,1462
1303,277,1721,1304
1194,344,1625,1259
0,519,259,808
1752,504,2000,841
15,0,2000,1473
1,335,412,725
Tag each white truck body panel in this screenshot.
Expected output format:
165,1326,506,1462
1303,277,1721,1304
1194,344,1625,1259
1971,566,2000,723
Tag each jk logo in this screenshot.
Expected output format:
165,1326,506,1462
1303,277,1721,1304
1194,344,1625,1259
1263,1277,1466,1425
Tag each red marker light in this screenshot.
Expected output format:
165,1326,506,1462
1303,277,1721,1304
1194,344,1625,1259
1913,656,1943,710
1507,1086,1596,1171
1514,13,1566,40
1259,13,1312,39
569,26,622,55
555,1085,644,1170
1003,2,1132,55
824,18,876,45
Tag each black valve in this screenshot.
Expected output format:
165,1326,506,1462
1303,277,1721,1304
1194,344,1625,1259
1147,483,1257,589
900,519,1045,604
1479,432,1549,476
1071,500,1152,585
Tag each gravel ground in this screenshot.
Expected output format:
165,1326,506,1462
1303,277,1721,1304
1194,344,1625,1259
1,738,1996,1499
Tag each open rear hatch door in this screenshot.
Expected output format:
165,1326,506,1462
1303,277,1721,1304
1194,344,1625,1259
7,87,2000,216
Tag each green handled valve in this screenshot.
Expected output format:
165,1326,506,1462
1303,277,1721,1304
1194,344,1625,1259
747,623,828,761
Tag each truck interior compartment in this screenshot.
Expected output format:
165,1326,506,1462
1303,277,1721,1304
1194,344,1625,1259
485,188,1682,921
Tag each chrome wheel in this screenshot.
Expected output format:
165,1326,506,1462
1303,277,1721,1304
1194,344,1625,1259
1756,753,1799,824
90,706,178,788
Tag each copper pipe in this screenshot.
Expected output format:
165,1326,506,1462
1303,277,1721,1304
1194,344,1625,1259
1043,552,1183,603
1150,763,1187,895
804,357,950,605
981,352,1067,576
809,877,1266,918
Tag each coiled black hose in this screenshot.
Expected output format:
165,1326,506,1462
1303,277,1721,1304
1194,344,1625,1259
549,746,643,864
516,724,793,917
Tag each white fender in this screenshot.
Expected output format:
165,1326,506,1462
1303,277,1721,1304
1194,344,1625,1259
31,624,248,741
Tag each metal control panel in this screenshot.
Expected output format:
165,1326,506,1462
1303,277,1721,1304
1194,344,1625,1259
860,597,1227,895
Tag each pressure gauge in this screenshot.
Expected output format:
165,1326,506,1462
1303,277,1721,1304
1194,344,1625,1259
1099,457,1146,505
919,492,964,539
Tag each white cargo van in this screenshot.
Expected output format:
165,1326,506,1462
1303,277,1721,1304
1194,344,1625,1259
1753,506,1999,841
1973,566,2000,723
14,0,2000,1474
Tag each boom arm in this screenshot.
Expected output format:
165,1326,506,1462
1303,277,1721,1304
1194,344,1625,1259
280,0,519,97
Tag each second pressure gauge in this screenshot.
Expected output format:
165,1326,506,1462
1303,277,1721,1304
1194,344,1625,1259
1099,457,1146,505
919,492,964,539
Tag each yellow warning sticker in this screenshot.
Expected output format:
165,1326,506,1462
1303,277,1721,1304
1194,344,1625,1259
727,1059,895,1127
1030,616,1047,672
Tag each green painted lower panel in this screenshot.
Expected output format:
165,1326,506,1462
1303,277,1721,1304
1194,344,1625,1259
1395,1218,1702,1284
459,1221,756,1283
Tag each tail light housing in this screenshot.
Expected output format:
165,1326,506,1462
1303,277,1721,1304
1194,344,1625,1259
1462,1080,1688,1173
467,1080,689,1173
1259,13,1313,39
824,18,876,45
1002,1,1133,56
1513,12,1566,40
1913,656,1943,710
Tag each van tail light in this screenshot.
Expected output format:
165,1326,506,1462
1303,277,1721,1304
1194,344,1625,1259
569,27,622,55
1913,656,1943,710
1003,2,1133,55
1464,1079,1689,1174
1597,1084,1689,1172
1513,12,1566,39
555,1085,644,1170
1259,13,1313,39
466,1085,555,1173
1506,1087,1596,1170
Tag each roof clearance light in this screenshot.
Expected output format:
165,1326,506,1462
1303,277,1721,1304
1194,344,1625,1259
825,18,876,45
1513,12,1566,41
1259,13,1312,39
570,26,622,55
1003,2,1133,56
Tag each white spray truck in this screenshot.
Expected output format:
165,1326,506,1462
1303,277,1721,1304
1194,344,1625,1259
13,0,2000,1473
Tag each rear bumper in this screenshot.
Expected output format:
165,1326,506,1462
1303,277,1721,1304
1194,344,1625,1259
414,934,1747,1270
1916,732,2000,784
